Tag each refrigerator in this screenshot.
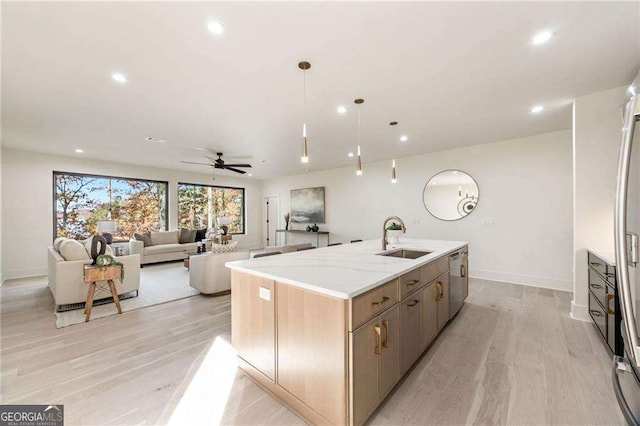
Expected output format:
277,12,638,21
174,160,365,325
614,69,640,425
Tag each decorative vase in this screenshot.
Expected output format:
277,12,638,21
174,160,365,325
90,235,107,265
312,224,319,232
306,225,312,232
386,230,403,244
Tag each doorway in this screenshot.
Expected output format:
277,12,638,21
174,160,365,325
263,195,279,247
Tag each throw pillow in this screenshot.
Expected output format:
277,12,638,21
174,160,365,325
213,241,238,253
195,228,207,242
53,237,67,252
150,230,179,246
134,232,152,247
59,239,91,261
179,229,197,244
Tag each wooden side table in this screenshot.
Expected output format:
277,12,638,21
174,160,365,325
83,264,123,322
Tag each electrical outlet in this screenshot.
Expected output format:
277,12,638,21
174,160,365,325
259,286,271,301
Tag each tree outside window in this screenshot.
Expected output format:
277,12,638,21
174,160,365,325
178,183,245,234
54,172,168,240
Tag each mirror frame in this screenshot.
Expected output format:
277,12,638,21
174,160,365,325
422,169,480,222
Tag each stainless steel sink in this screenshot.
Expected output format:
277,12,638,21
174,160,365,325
377,249,432,259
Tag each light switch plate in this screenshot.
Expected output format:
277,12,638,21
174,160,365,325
259,286,271,301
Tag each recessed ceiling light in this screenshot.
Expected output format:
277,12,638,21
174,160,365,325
452,171,458,174
145,136,167,143
337,106,347,114
348,152,354,157
400,135,408,142
112,73,127,83
75,148,84,154
532,31,552,45
530,105,544,113
248,173,252,177
207,21,225,35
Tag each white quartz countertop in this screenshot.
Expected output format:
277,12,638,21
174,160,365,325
226,239,468,299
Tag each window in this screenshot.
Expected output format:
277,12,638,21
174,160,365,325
54,172,168,240
178,183,245,234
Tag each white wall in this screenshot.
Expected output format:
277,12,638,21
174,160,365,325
1,148,263,280
263,130,573,291
572,86,627,320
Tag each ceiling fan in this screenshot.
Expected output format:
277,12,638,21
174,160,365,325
181,152,253,175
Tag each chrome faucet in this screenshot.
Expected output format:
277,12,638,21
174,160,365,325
382,216,406,251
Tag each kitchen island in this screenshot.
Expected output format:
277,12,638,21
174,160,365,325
226,239,468,425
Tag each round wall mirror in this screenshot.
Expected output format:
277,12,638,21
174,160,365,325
423,170,479,221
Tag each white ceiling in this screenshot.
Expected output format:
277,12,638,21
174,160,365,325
2,2,639,179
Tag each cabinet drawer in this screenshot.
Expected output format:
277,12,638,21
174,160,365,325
421,261,438,287
352,279,399,331
400,268,423,299
436,256,449,276
588,252,616,285
588,292,606,341
588,268,609,308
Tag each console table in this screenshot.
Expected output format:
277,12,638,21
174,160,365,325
276,229,329,247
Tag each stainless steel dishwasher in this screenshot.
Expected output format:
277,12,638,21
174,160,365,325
449,250,468,317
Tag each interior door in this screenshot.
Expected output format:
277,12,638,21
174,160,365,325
263,195,279,247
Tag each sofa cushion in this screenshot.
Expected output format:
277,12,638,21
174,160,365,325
195,228,207,241
143,243,186,255
179,229,197,244
134,232,152,247
59,239,91,261
53,237,67,252
182,242,198,252
150,231,179,246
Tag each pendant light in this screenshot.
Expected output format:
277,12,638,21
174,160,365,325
299,61,311,164
355,98,364,175
390,121,398,183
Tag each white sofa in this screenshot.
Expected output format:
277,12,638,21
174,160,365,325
129,231,198,266
189,250,250,295
48,247,141,310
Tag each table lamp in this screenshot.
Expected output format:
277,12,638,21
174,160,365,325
217,217,230,235
97,220,117,244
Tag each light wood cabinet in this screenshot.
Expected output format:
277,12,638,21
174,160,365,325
399,267,423,299
351,278,399,330
276,283,347,425
420,281,439,349
231,270,275,380
400,292,424,375
435,273,450,332
351,304,400,426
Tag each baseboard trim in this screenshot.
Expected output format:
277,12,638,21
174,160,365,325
570,301,591,322
470,269,572,292
2,267,48,281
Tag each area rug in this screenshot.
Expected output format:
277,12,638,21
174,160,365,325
54,262,199,328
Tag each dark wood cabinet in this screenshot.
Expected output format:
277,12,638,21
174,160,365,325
587,251,623,356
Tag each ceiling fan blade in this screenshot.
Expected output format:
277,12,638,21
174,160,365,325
222,163,252,168
181,161,214,166
224,167,247,174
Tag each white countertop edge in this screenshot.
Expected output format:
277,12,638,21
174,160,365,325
226,240,468,299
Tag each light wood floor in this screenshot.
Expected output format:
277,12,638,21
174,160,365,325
1,275,625,425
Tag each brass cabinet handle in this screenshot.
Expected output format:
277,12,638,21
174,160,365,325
435,282,443,302
405,279,419,287
382,320,390,348
460,264,466,278
590,283,603,289
407,299,420,307
374,325,382,355
590,310,603,317
372,296,390,307
606,294,615,315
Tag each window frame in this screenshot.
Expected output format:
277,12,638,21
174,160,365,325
52,171,169,242
177,182,246,235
